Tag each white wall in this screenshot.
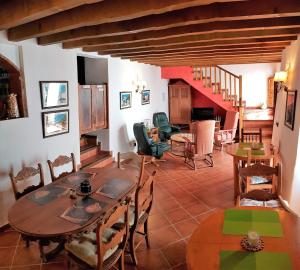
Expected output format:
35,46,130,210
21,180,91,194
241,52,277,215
221,63,280,107
0,35,81,226
0,32,168,226
107,57,168,156
272,37,300,214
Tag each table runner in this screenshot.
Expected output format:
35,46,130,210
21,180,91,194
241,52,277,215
220,251,292,270
223,209,283,237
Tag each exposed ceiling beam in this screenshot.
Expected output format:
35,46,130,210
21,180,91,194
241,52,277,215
140,56,282,66
123,48,284,60
101,39,297,56
112,44,288,58
0,0,103,30
131,52,283,62
7,0,241,41
153,59,282,66
36,0,300,45
61,17,300,48
79,28,300,51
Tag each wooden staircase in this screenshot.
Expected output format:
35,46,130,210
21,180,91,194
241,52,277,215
80,135,113,169
192,65,246,109
192,65,245,137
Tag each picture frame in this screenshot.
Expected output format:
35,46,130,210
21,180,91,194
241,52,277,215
42,109,69,138
284,90,297,130
141,90,150,105
120,91,132,110
40,81,69,109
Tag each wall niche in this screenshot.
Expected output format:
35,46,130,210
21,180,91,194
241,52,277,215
0,52,27,121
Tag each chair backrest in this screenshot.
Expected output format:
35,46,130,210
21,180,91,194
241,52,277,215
133,171,156,228
117,152,146,186
241,128,262,143
133,123,153,156
9,164,44,200
190,120,215,156
96,200,130,269
224,111,239,135
239,162,280,194
47,153,76,182
153,112,170,129
246,148,278,167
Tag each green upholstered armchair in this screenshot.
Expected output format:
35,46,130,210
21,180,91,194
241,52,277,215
152,112,180,141
133,122,170,159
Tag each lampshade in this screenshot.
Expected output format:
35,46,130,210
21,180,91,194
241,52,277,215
274,71,288,82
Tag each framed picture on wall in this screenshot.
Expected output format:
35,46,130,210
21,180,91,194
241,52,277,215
141,90,150,105
40,81,69,109
120,91,132,109
42,109,69,138
284,89,297,130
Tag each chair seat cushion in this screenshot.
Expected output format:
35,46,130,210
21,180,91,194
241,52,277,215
80,228,117,243
65,228,119,267
250,176,270,185
240,198,281,208
117,205,145,227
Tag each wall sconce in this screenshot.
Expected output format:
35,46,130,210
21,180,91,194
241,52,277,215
133,75,147,94
274,71,288,92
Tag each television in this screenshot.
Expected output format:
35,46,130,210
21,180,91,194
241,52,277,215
191,107,214,121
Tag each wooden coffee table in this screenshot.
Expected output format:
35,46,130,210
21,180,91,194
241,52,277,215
170,133,193,156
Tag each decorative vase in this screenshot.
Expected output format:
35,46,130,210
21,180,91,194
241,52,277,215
7,93,19,118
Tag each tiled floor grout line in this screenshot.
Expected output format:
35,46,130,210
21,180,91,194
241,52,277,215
9,234,20,270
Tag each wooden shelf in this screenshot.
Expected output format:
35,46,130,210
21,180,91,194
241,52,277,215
0,53,27,121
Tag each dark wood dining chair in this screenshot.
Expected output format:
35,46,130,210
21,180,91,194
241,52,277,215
117,152,146,185
9,164,45,247
237,162,282,208
242,149,279,193
128,170,157,265
65,199,130,270
240,128,263,143
47,153,76,182
9,163,45,200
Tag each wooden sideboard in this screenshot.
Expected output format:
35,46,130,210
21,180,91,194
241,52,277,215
169,81,191,124
79,84,108,134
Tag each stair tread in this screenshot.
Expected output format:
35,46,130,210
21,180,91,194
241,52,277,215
81,152,112,168
80,144,98,153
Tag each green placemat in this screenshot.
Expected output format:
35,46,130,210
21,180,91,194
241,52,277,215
236,149,265,157
239,143,264,149
220,251,292,270
223,209,283,237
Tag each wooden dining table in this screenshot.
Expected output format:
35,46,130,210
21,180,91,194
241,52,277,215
8,162,140,262
226,142,275,200
186,207,300,270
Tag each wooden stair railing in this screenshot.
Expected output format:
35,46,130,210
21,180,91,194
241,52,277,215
192,65,245,138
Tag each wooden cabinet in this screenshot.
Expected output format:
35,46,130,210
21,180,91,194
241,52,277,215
169,82,191,124
79,84,108,134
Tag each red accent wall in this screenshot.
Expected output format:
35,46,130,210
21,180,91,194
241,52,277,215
191,87,226,119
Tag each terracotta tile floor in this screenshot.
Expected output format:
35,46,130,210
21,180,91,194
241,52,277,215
0,150,234,270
